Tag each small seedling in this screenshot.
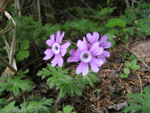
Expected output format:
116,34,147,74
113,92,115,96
120,60,140,78
120,68,130,78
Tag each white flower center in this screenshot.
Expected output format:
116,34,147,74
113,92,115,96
52,43,60,54
80,51,92,63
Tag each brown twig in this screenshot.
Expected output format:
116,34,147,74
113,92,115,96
0,54,18,75
134,71,143,93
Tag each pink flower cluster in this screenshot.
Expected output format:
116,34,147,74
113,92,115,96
43,31,111,76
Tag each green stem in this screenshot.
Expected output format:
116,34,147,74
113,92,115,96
12,92,20,103
53,92,61,113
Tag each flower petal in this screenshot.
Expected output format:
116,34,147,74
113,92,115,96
56,31,65,44
102,50,110,57
51,54,63,67
93,32,99,42
76,62,84,74
43,49,54,60
67,49,80,62
89,42,103,56
99,35,107,45
82,63,89,76
60,42,70,56
98,55,106,63
46,34,55,47
67,57,80,62
90,57,103,67
57,54,64,67
51,55,58,67
90,61,99,72
87,32,99,44
86,33,93,44
76,37,88,52
101,42,111,48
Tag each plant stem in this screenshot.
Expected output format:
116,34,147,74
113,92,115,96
12,92,20,103
0,54,18,74
53,92,61,113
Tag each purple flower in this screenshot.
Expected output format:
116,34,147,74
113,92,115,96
67,37,103,76
86,32,111,63
43,31,70,67
99,35,111,49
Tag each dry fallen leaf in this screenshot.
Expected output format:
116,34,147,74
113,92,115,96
131,41,150,66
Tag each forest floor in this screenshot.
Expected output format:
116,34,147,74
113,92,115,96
25,37,150,113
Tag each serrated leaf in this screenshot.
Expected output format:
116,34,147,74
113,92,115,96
71,84,82,96
123,87,150,113
1,101,19,113
0,75,34,95
20,97,53,113
61,85,68,97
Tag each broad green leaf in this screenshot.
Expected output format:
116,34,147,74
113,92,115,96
131,60,137,68
57,111,63,113
63,105,73,113
125,61,132,68
132,65,140,70
20,40,29,50
106,18,126,27
124,68,130,75
23,69,29,74
120,74,128,78
16,50,29,61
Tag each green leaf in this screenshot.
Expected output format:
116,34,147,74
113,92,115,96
125,61,132,68
61,85,68,97
0,75,34,95
23,69,29,74
21,97,53,113
131,60,137,68
107,0,110,5
106,18,126,27
129,54,138,61
124,68,130,75
120,74,128,78
1,102,19,113
133,65,140,70
16,50,29,61
63,105,74,113
57,111,63,113
20,40,29,50
123,87,150,113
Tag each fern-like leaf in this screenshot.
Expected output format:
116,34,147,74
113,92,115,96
123,87,150,113
21,98,53,113
0,75,34,95
1,102,19,113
